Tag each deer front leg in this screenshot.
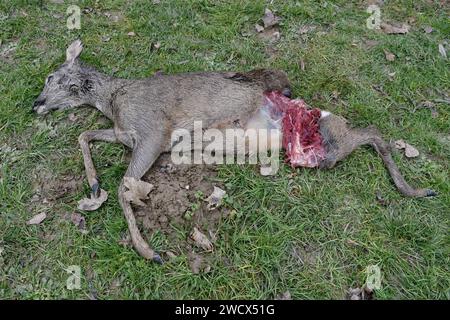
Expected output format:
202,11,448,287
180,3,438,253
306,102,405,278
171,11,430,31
118,137,165,263
78,129,118,197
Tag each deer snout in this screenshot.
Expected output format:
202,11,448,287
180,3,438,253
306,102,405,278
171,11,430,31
32,97,46,113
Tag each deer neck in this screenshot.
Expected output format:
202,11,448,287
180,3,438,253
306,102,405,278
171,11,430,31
82,66,128,120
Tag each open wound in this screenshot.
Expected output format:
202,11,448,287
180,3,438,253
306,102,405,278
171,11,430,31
263,91,326,168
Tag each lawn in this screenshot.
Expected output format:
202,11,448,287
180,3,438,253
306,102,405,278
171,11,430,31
0,0,449,299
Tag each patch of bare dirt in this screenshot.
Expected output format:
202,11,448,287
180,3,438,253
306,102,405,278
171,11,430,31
137,153,229,268
30,165,84,204
290,243,321,266
0,39,19,64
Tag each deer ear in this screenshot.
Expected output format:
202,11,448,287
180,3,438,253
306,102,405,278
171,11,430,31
66,40,83,65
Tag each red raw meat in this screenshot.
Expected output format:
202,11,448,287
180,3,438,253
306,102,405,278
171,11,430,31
263,91,326,168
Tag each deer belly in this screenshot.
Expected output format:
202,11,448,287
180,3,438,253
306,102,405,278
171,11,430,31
246,91,329,168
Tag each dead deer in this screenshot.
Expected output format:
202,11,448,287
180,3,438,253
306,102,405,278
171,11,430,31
33,40,436,262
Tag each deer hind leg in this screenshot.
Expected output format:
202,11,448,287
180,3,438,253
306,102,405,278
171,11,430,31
319,116,436,198
118,138,165,263
365,131,436,197
78,129,118,197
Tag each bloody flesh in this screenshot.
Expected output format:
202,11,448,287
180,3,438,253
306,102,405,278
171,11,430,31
263,91,326,168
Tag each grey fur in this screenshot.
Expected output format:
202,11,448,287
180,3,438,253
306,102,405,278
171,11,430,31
34,40,435,261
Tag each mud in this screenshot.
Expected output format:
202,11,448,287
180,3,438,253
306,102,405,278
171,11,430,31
31,165,84,202
136,153,229,266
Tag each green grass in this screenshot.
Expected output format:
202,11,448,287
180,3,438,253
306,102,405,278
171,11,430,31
0,0,449,299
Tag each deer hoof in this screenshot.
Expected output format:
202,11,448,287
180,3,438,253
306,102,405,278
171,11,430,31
426,189,437,197
92,180,101,198
152,253,163,265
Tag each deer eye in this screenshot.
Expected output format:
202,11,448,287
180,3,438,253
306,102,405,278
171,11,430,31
69,84,79,93
46,75,54,84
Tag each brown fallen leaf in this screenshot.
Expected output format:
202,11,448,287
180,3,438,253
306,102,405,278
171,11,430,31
27,212,47,225
71,212,86,230
262,8,279,29
68,113,78,122
123,177,154,206
190,227,213,251
405,144,419,158
348,288,362,300
423,26,433,34
77,189,108,211
381,22,410,34
348,286,374,300
384,49,396,61
205,186,226,210
275,291,292,300
255,24,264,33
257,28,281,43
394,139,407,149
153,42,161,50
394,139,419,158
189,252,204,274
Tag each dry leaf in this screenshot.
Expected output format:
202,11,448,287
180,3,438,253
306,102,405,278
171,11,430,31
276,291,292,300
394,139,419,158
255,24,264,33
384,49,395,61
381,22,410,34
68,113,78,122
190,227,213,251
71,212,86,230
262,8,279,29
423,26,433,33
189,253,203,274
405,144,419,158
438,44,447,58
348,288,362,300
394,139,406,149
127,31,136,37
27,212,47,225
348,286,374,300
205,186,226,210
123,177,153,206
77,189,108,211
